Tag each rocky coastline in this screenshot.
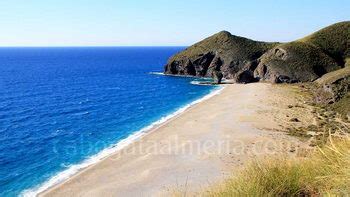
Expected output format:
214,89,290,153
164,21,349,84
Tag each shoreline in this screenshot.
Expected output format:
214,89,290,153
39,83,314,196
23,85,224,197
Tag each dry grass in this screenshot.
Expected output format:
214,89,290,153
206,136,350,196
315,66,350,85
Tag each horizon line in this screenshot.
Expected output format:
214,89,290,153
0,45,189,47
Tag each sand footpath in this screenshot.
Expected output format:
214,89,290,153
41,83,313,196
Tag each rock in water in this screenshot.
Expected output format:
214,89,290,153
212,70,223,84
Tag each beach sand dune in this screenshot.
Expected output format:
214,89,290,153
41,83,312,196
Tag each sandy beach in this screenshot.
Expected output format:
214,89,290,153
40,83,314,196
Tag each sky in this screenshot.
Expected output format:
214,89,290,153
0,0,348,46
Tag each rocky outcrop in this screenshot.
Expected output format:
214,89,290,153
254,42,341,83
314,67,350,120
234,60,259,83
254,21,349,83
314,67,350,104
212,70,223,84
206,55,223,78
164,21,350,84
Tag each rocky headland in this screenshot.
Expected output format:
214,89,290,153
164,21,349,84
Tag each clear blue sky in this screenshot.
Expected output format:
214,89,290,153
0,0,348,46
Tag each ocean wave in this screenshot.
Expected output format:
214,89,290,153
21,86,224,197
149,72,216,82
149,72,196,78
148,72,165,75
73,111,90,116
190,81,216,86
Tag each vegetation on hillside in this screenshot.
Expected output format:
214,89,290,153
315,66,350,85
346,58,350,67
332,94,350,119
168,31,277,63
207,137,350,196
255,21,349,82
299,21,350,65
314,66,350,119
256,41,340,82
165,31,279,79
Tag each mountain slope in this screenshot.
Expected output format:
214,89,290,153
299,21,350,66
164,21,349,83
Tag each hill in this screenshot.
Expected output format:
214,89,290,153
164,21,350,83
299,21,350,66
255,21,349,82
254,41,340,82
164,31,278,79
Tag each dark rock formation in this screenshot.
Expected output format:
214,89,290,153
206,55,223,77
236,70,257,83
164,59,196,76
212,70,223,84
193,52,215,76
235,60,259,83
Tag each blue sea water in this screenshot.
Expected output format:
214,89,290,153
0,47,217,196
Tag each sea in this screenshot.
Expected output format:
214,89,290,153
0,47,219,196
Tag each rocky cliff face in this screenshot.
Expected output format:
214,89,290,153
164,21,350,83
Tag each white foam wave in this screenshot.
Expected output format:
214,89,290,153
149,72,197,78
21,86,224,197
149,72,215,82
149,72,165,75
190,81,215,86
